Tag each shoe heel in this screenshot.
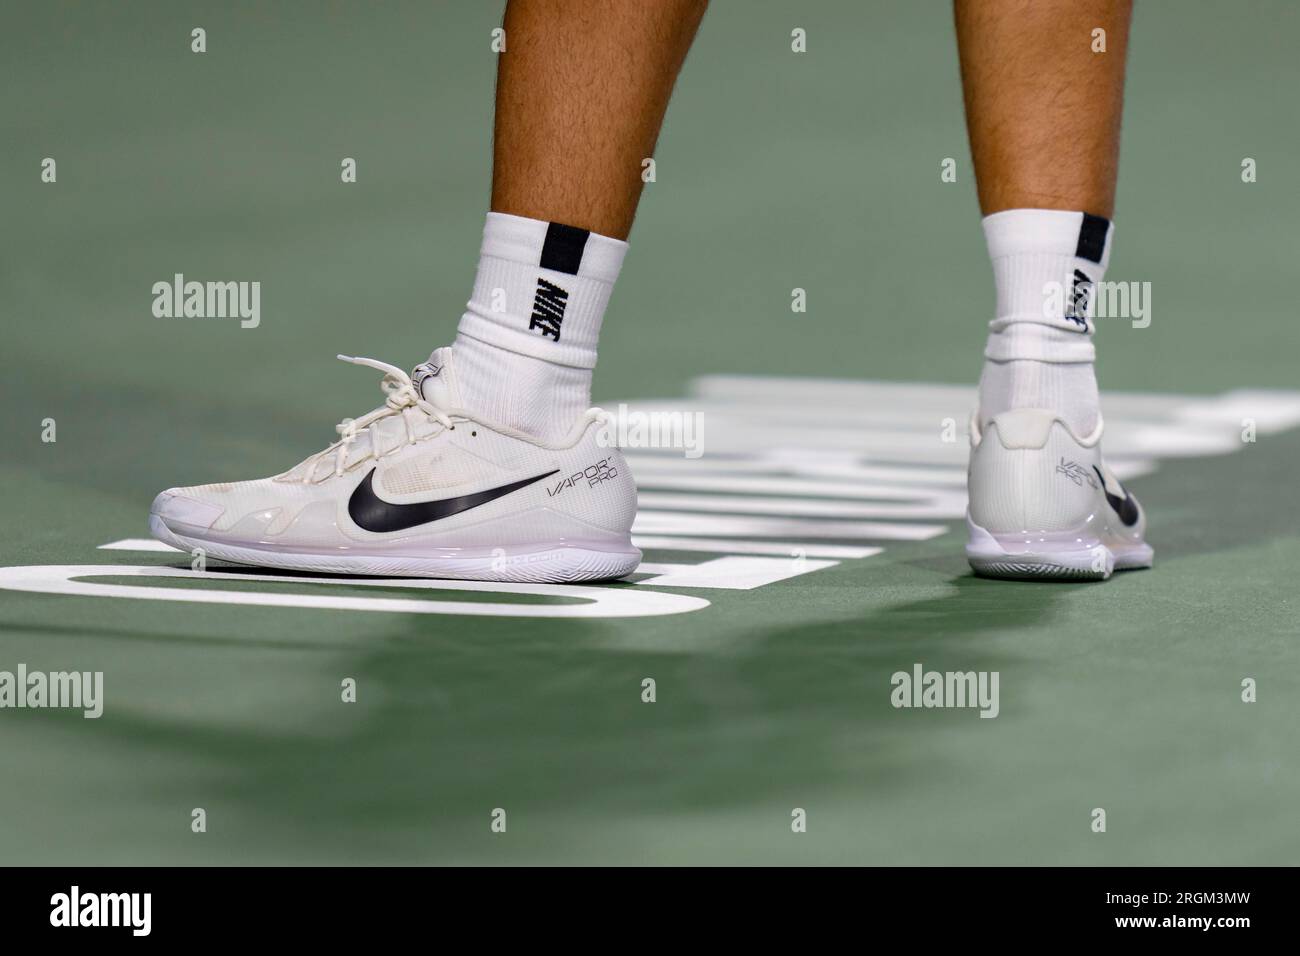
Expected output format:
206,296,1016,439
965,516,1114,580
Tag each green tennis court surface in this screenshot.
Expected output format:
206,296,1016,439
4,1,1298,865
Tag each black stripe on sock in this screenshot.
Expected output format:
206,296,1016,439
539,222,590,275
1075,213,1110,264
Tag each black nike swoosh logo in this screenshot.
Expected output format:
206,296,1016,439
1092,466,1140,527
348,468,559,533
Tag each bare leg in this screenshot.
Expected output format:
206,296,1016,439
955,0,1132,218
491,0,708,240
450,0,707,443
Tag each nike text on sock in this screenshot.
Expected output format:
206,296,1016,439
457,212,626,369
978,208,1113,436
451,212,627,442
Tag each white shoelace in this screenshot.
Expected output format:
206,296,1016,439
299,355,456,483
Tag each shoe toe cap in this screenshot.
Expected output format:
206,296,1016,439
150,489,226,530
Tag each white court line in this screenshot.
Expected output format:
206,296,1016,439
0,564,708,618
637,491,966,521
1175,390,1300,433
675,377,1300,435
631,452,1153,487
634,511,948,541
633,473,965,500
687,375,1212,414
627,453,967,485
635,556,839,591
633,536,879,559
99,538,177,552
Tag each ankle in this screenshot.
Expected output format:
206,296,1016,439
452,335,592,442
978,359,1100,437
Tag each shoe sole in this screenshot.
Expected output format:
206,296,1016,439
150,515,642,584
965,517,1153,582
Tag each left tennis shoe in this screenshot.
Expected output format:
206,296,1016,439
149,348,641,582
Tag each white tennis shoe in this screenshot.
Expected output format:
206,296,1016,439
966,408,1153,580
150,348,641,582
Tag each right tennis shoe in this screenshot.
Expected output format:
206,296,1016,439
966,408,1153,581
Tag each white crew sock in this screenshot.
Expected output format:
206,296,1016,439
977,208,1113,437
449,212,627,442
